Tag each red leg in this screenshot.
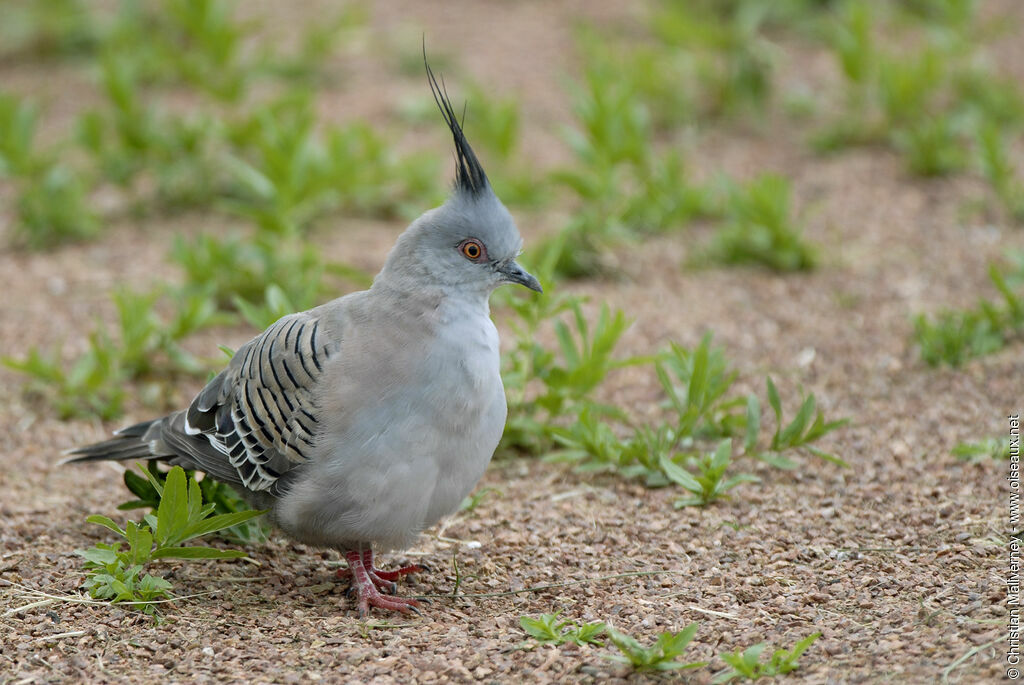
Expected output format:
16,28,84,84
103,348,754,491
336,549,427,589
339,549,422,617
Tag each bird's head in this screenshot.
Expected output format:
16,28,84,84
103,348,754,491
377,58,541,298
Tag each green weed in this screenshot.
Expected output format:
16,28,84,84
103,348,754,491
171,233,321,309
78,465,265,614
96,0,254,102
171,230,369,326
650,1,776,120
520,612,607,647
14,163,100,249
459,487,501,514
976,123,1024,222
459,83,547,208
698,174,817,272
500,296,644,455
224,93,441,231
77,52,225,211
761,377,850,468
913,262,1024,366
259,7,368,83
816,0,1024,191
713,632,821,682
150,0,250,101
3,333,126,420
530,330,847,502
4,288,219,418
2,91,100,250
0,0,98,60
538,50,713,278
0,93,43,177
662,440,761,508
604,623,707,673
951,437,1012,461
119,461,270,544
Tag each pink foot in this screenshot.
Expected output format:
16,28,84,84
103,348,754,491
339,549,424,617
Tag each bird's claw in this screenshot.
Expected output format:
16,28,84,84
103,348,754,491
340,550,429,617
356,593,422,618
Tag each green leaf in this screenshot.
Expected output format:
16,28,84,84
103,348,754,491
122,467,159,503
766,376,782,424
186,474,204,526
155,466,190,546
140,461,165,498
180,509,268,542
553,320,580,369
151,546,248,560
720,473,761,492
124,520,154,566
773,632,820,673
777,393,815,447
744,394,760,452
520,614,564,642
76,546,122,566
709,439,731,471
86,514,125,537
806,445,849,468
659,455,702,493
755,451,798,469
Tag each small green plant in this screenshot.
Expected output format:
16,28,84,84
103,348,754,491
0,93,43,177
119,461,270,544
713,632,821,682
662,440,761,508
14,163,100,249
4,287,219,419
698,174,817,272
650,0,776,120
952,437,1012,461
459,83,546,208
0,0,98,60
977,123,1024,222
894,112,967,177
537,43,714,278
815,0,1024,195
540,334,848,503
233,284,306,331
760,377,850,469
76,51,226,212
913,262,1024,366
224,94,441,231
520,612,607,647
77,465,266,614
173,232,326,313
500,297,644,455
459,487,501,514
151,0,251,101
603,623,707,673
258,7,367,83
2,333,126,420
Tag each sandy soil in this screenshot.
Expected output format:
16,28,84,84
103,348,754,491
0,1,1017,683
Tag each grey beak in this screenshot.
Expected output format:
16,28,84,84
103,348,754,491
498,260,543,293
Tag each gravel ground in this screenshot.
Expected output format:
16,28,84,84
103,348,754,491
0,1,1017,683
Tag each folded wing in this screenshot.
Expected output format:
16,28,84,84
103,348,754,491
181,312,336,493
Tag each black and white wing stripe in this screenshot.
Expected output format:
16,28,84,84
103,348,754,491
182,312,336,492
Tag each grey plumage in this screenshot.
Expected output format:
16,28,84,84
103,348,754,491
66,58,541,616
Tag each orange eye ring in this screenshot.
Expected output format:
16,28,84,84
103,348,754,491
459,239,485,261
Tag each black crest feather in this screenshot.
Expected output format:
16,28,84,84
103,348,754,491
424,46,489,195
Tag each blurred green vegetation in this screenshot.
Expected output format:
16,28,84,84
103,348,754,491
3,0,1019,490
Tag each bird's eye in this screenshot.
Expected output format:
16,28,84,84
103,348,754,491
459,239,485,261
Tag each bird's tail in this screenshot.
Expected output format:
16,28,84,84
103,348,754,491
62,418,168,464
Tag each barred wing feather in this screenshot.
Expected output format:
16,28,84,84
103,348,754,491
183,312,335,492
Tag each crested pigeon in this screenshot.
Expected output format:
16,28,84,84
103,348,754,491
66,60,542,616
